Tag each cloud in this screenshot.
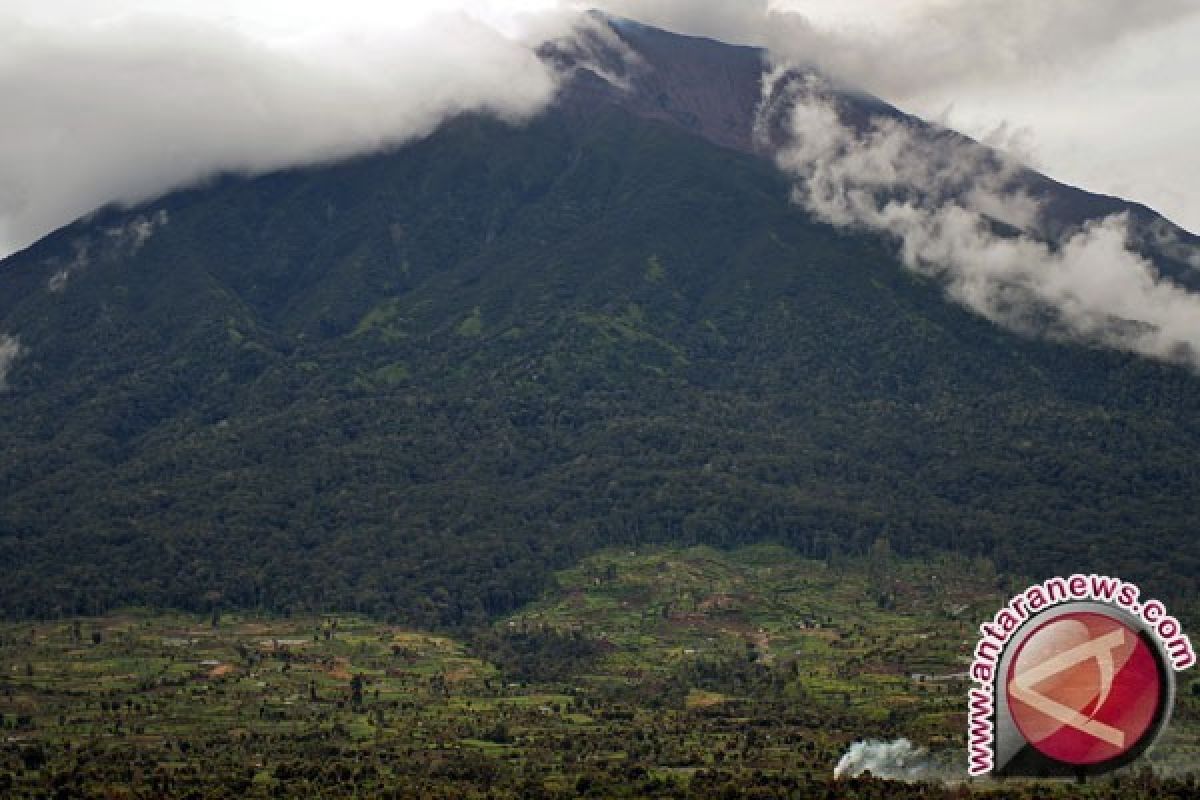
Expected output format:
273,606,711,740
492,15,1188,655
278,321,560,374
588,0,1200,233
589,0,776,46
1147,218,1200,272
0,0,1197,261
763,72,1200,368
0,3,566,257
43,210,170,293
0,334,23,392
761,0,1198,100
586,1,1197,99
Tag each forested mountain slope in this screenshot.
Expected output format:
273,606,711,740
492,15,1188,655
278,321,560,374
2,21,1199,623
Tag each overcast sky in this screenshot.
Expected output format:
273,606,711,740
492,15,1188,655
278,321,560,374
1,0,1198,258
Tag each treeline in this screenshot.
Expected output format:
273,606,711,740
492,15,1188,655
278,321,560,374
3,739,1198,798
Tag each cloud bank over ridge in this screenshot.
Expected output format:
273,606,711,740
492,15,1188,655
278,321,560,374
3,1,1200,257
594,1,1200,235
762,72,1200,367
2,1,1199,369
0,3,567,258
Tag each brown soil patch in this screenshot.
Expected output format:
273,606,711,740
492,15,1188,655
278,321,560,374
698,593,738,612
325,658,352,682
686,690,727,710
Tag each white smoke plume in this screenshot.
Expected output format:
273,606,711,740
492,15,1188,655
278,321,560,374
834,738,933,781
0,334,23,392
763,72,1200,368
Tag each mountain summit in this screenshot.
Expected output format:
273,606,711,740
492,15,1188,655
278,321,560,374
1,18,1198,620
542,14,771,155
553,15,1200,278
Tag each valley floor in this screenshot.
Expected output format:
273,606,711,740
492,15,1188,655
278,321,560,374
1,546,1196,798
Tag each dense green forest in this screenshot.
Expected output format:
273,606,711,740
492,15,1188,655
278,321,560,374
3,16,1199,799
2,101,1200,624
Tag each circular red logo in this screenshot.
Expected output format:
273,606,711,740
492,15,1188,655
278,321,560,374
1006,611,1163,766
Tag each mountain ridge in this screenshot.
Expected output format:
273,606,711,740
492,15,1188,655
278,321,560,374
548,15,1200,282
4,16,1197,271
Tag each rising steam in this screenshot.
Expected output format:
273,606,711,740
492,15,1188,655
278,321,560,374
834,738,933,781
0,334,23,392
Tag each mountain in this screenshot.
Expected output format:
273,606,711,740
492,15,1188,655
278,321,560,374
2,18,1199,623
550,15,1200,283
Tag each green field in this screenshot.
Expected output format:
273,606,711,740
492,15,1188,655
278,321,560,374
1,546,1197,798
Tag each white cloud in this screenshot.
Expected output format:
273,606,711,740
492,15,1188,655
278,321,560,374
0,0,1197,307
765,74,1200,367
0,2,568,256
588,0,1200,233
765,0,1196,98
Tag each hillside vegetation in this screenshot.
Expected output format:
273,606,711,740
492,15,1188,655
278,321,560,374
2,107,1200,622
1,547,1196,797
